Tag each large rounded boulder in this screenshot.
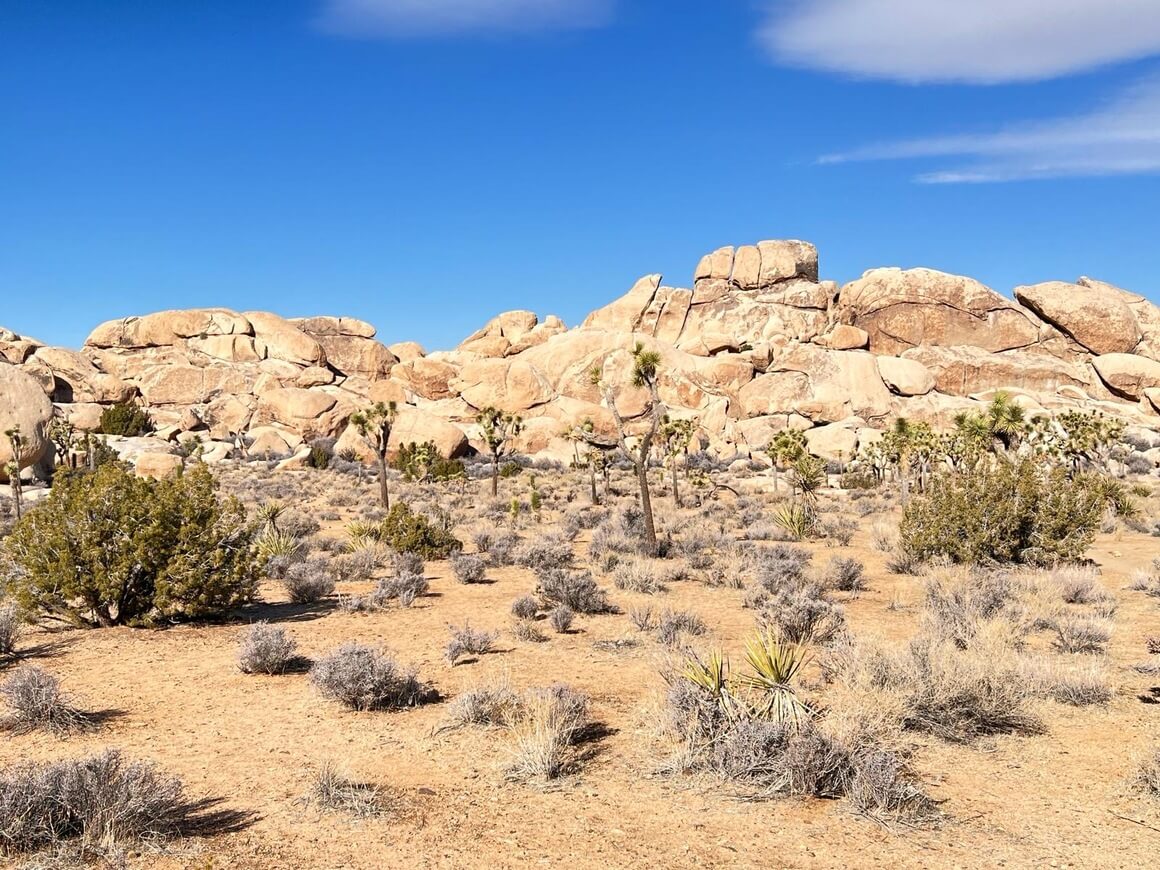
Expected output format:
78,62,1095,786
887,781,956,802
0,363,54,480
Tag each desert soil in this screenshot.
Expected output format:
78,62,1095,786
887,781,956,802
3,468,1159,869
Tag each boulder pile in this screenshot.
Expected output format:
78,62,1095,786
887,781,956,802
3,239,1159,478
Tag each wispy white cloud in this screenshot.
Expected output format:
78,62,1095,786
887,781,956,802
820,76,1160,182
760,0,1160,84
316,0,614,38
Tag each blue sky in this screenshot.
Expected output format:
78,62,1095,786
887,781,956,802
3,0,1159,351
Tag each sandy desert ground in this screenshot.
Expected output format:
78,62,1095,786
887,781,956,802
3,462,1159,870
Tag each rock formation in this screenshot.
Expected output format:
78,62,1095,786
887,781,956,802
2,238,1159,476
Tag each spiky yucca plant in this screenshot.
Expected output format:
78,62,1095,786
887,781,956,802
257,528,303,562
771,502,814,541
736,630,811,727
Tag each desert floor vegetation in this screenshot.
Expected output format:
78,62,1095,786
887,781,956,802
0,445,1158,868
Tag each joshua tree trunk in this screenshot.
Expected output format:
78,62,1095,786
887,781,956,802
491,450,500,497
671,462,680,508
589,460,598,504
377,450,390,510
637,460,657,553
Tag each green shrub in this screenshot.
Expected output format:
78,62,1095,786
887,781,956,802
899,460,1111,567
392,441,466,482
98,400,152,437
378,503,462,559
3,463,259,627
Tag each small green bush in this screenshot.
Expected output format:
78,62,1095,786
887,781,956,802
899,460,1111,567
392,441,466,482
98,400,152,437
3,463,260,627
378,503,462,559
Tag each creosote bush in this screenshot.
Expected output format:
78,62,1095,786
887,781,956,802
4,463,259,627
97,399,152,437
310,643,430,711
377,503,462,559
237,622,298,675
899,460,1112,567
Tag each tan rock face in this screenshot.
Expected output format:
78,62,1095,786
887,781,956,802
388,341,426,363
582,274,661,333
388,407,469,458
1014,281,1141,355
392,358,457,400
245,311,326,367
1092,353,1160,400
804,422,859,460
291,316,376,339
456,358,556,412
0,363,54,479
86,309,252,349
26,347,137,404
313,334,397,379
187,334,262,363
840,268,1041,355
901,346,1097,397
739,346,891,423
135,452,184,480
8,239,1160,470
757,240,819,285
877,356,935,397
824,325,869,351
1077,277,1160,362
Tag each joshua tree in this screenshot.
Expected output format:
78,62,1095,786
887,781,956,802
478,406,523,498
4,426,23,521
767,429,807,493
584,342,665,555
568,418,612,505
659,416,697,507
351,401,398,509
47,416,79,471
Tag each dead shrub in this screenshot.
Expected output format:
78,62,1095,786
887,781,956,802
549,606,574,634
237,622,298,675
0,749,240,857
310,643,431,711
1132,749,1160,798
511,619,546,643
0,604,20,657
510,595,539,620
506,685,590,781
0,667,91,736
445,623,500,665
306,760,386,818
282,558,336,604
451,554,487,584
612,559,668,594
655,609,707,647
1051,616,1112,654
823,557,866,594
536,569,614,614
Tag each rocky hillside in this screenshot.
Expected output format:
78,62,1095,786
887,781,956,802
4,239,1160,477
